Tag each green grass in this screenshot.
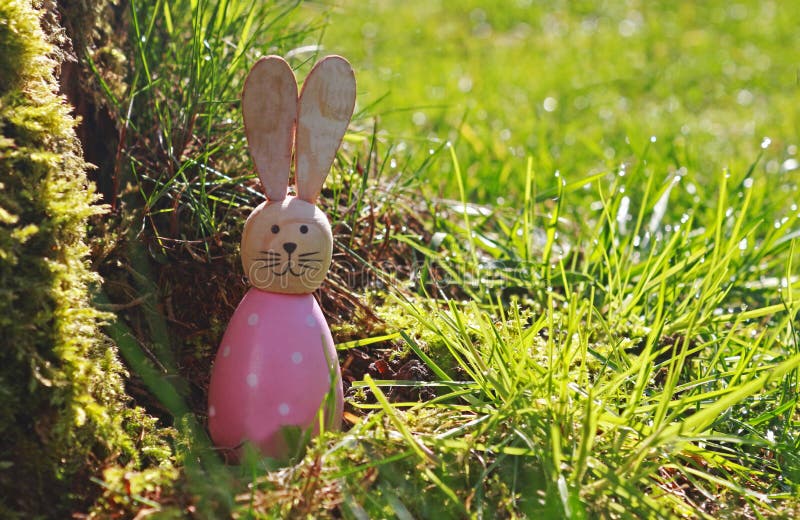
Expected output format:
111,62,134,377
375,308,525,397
354,158,800,518
309,0,800,206
104,0,327,244
91,0,800,517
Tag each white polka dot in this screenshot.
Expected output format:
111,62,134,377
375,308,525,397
222,345,231,357
246,373,258,388
291,352,303,364
305,314,316,327
208,405,216,417
248,313,259,326
278,403,290,416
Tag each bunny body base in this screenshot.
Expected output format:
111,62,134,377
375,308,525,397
208,288,343,459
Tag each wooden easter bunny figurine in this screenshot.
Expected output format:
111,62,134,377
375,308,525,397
208,55,355,459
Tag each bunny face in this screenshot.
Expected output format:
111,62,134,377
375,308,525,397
241,196,332,294
238,54,355,294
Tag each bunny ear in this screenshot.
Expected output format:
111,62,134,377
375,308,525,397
242,56,298,201
295,55,356,203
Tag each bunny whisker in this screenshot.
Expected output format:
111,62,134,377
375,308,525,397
298,251,320,257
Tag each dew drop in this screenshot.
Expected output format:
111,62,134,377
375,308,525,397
736,89,753,106
781,158,799,171
766,160,779,174
458,76,473,92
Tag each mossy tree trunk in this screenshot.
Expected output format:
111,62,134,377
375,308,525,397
0,1,170,516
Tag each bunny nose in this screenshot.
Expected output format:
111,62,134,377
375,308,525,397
283,242,297,254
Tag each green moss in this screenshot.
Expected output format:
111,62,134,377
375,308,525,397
0,2,49,95
0,1,173,516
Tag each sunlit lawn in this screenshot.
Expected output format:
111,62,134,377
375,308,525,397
312,0,799,206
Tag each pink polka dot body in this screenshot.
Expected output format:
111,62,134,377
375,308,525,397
207,289,343,458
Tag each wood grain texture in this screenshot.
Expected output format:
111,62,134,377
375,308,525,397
242,55,297,201
295,55,356,203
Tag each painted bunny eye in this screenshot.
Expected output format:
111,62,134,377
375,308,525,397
300,225,309,234
271,225,280,234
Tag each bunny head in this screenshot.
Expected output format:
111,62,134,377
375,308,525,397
239,55,356,294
